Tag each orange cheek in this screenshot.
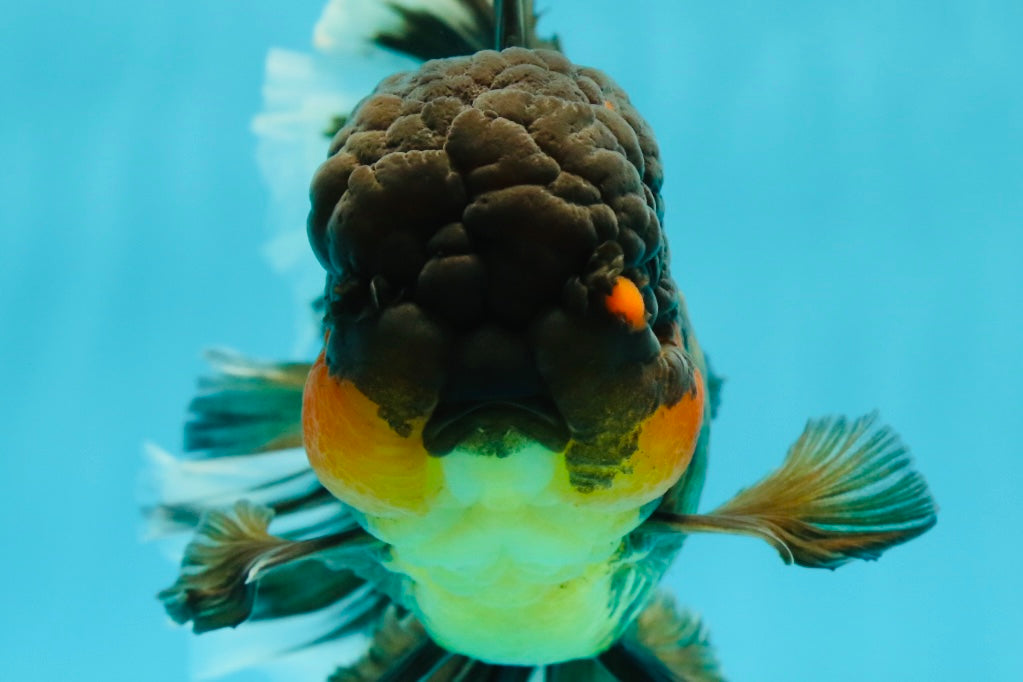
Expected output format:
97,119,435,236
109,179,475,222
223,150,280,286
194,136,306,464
302,351,441,517
564,368,706,510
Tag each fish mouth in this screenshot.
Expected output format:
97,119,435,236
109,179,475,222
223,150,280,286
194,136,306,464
423,396,570,456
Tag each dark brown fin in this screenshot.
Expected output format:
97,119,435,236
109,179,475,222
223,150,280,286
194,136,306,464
185,349,310,457
372,0,560,62
648,413,937,569
331,605,540,681
159,500,379,633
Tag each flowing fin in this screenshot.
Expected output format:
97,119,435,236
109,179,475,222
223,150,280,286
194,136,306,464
159,500,379,633
143,350,351,541
648,413,937,569
619,593,723,682
254,1,562,352
373,0,494,59
371,0,560,61
146,352,391,679
327,607,426,681
185,349,310,457
188,583,382,680
142,442,346,543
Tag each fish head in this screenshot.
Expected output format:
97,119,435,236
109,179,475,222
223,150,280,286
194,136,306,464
302,48,706,521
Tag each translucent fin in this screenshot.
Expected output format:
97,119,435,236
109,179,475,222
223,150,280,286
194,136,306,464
184,349,310,457
649,413,937,569
619,593,723,682
328,607,429,681
189,585,381,680
159,500,379,633
254,2,563,353
142,442,349,544
253,3,422,355
143,349,349,542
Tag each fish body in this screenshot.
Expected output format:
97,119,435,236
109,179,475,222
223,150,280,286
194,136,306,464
152,3,936,680
304,339,706,664
298,45,711,664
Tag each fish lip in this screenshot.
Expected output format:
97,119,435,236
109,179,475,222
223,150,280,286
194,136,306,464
422,396,570,456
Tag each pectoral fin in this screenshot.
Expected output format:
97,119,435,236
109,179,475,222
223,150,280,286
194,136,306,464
648,413,937,569
159,500,377,632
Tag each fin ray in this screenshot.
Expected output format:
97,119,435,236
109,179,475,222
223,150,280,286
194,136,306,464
159,500,379,633
649,413,937,569
184,349,310,457
620,592,724,682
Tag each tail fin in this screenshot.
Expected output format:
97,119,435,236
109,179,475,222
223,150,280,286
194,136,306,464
254,1,561,352
142,350,345,541
146,348,411,680
184,349,308,457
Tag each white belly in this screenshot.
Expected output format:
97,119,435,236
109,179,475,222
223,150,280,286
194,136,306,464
362,440,649,664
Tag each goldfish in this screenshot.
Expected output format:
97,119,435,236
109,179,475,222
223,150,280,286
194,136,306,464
150,1,936,680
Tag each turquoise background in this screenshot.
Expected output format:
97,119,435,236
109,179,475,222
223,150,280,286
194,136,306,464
1,1,1020,680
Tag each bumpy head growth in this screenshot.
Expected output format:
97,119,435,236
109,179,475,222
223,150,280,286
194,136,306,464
307,47,700,495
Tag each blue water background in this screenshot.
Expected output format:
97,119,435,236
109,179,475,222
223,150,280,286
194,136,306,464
1,1,1020,680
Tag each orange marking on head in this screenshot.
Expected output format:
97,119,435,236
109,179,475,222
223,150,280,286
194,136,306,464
604,276,646,332
302,351,441,517
604,100,616,111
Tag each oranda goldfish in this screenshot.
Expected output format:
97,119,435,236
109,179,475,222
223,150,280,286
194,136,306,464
149,2,936,680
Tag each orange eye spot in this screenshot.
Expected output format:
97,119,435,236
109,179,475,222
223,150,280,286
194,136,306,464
604,99,615,111
604,276,646,331
302,351,441,517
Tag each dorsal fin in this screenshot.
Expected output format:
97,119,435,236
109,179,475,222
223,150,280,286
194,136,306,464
372,0,560,62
